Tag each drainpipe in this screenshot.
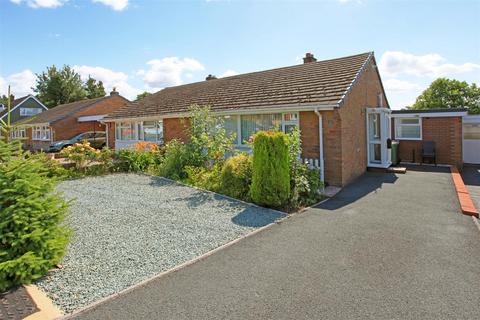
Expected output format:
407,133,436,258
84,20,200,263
314,107,325,183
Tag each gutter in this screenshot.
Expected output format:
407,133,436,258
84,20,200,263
314,107,325,183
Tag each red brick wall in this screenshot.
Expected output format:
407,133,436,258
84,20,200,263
336,60,388,186
106,122,115,149
52,119,105,141
393,116,463,167
164,118,190,143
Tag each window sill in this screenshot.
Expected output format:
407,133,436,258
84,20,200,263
396,137,422,141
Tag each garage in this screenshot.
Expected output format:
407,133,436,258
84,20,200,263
463,115,480,164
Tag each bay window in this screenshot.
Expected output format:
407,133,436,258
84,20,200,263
32,125,51,141
116,122,136,141
142,121,163,143
395,118,421,140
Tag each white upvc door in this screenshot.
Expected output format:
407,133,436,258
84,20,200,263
366,108,392,168
463,115,480,164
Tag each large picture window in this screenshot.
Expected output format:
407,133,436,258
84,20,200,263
32,125,51,141
395,118,421,140
116,121,164,143
240,114,283,143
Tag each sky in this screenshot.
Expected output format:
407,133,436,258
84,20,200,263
0,0,479,109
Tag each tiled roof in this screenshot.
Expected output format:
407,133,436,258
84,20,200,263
23,97,107,125
392,108,468,114
107,52,374,120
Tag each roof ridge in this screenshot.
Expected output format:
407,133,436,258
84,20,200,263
157,51,373,92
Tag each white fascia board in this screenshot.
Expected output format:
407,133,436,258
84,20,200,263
391,112,468,118
104,104,338,123
0,95,48,121
78,114,108,122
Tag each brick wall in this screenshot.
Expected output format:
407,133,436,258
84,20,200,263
164,118,190,143
52,119,105,141
106,122,115,149
394,116,463,167
337,59,388,186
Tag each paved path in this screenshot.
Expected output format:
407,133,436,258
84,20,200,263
462,165,480,210
72,167,480,320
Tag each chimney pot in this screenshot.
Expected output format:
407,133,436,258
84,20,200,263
110,87,119,96
303,53,317,64
206,74,217,81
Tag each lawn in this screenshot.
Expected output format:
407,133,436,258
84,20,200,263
36,173,285,313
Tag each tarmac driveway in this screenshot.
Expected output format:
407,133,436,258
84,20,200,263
71,167,480,320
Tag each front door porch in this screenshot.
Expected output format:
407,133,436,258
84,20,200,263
366,108,392,168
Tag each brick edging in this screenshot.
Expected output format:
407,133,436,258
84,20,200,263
450,166,479,218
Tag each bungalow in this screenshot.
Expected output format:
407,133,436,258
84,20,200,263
0,95,48,139
17,89,129,151
105,52,390,187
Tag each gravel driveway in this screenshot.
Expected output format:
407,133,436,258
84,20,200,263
36,173,284,313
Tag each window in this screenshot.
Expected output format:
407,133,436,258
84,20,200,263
20,108,43,116
32,125,51,141
240,114,282,143
116,121,164,143
463,123,480,140
223,115,238,139
142,121,163,143
11,127,26,139
395,118,421,140
116,122,136,141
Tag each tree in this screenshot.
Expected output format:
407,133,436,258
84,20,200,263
34,65,86,108
0,95,8,106
411,78,480,114
135,91,152,101
85,76,106,99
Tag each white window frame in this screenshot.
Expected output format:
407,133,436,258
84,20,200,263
234,112,299,147
115,120,164,144
11,127,26,139
395,117,422,140
20,107,43,116
32,125,51,141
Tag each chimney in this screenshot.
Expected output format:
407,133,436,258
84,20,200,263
110,87,119,96
303,53,317,64
10,94,15,102
205,74,217,81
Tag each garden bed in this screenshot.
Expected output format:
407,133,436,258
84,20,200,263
36,173,285,313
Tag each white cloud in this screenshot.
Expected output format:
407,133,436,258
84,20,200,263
10,0,67,8
91,0,128,11
0,70,36,97
219,69,239,78
379,51,480,77
73,65,141,100
383,79,422,92
138,57,205,89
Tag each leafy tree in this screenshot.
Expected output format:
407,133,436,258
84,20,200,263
85,76,106,99
135,91,152,101
0,95,8,106
411,78,480,114
34,65,86,108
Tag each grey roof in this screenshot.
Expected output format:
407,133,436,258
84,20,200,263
392,108,468,114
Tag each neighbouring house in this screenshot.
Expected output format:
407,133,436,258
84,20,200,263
16,90,129,151
391,109,480,166
105,52,390,187
0,95,48,139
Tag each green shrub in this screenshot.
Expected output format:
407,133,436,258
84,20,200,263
286,127,324,209
219,154,252,201
114,148,160,173
250,131,290,208
157,139,190,180
27,152,70,179
185,164,222,192
0,141,70,291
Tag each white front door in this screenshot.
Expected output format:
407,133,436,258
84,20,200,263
463,116,480,164
367,108,392,168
